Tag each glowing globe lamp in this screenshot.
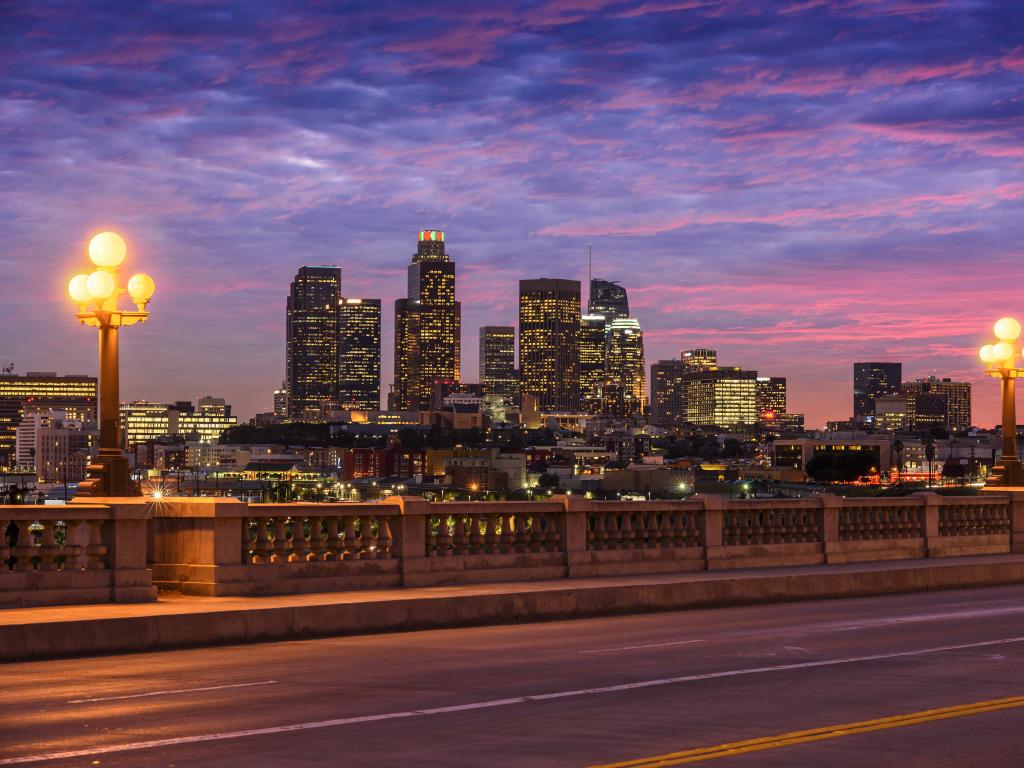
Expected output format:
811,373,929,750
88,231,127,268
995,317,1022,342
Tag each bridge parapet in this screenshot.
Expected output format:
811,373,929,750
1,499,155,608
3,492,1022,607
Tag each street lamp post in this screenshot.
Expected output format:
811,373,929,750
68,232,156,497
980,317,1024,487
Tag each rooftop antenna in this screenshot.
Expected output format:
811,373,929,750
587,241,593,310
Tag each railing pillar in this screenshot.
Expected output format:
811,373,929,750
553,494,589,578
914,492,942,557
819,495,842,564
700,496,725,570
392,496,429,586
69,497,158,603
147,497,249,593
983,488,1024,554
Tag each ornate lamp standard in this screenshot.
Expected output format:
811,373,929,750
67,232,156,497
979,317,1024,487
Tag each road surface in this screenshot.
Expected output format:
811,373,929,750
4,585,1024,766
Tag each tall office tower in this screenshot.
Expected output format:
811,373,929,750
579,314,608,414
685,368,758,429
853,362,902,419
519,279,581,412
756,376,787,423
682,348,718,372
900,377,972,432
286,266,341,419
479,326,517,400
650,359,690,426
589,279,629,322
0,372,97,467
392,230,461,410
603,317,646,417
273,382,288,419
338,298,382,410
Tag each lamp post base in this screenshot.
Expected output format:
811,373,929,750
985,457,1024,487
76,450,140,497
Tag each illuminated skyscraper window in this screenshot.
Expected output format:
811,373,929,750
519,279,580,412
392,231,461,410
338,298,381,410
287,266,341,419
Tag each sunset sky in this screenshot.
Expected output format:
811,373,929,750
3,1,1022,426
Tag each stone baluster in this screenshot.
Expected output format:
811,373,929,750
499,514,514,554
61,520,84,570
546,513,561,550
241,518,253,562
36,520,59,571
512,514,529,552
343,517,358,559
590,512,605,550
271,517,289,563
85,520,107,570
527,514,543,552
11,521,35,572
484,514,499,554
377,516,393,558
324,517,341,561
468,514,484,554
359,516,376,559
288,516,307,562
0,519,10,572
434,514,452,556
252,517,272,563
618,513,634,549
452,515,467,555
307,516,326,562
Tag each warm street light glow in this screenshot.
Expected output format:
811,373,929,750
70,229,155,497
68,273,91,304
994,317,1022,341
128,273,156,305
980,317,1024,487
86,269,116,301
992,342,1014,363
88,231,127,268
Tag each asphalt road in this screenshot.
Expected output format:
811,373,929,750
5,585,1024,767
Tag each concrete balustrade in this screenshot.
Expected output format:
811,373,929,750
145,491,1024,598
148,499,403,596
3,491,1023,607
0,500,156,608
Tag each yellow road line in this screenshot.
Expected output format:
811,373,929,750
589,695,1024,767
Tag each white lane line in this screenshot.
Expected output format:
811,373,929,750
67,680,279,705
580,640,706,654
6,635,1024,765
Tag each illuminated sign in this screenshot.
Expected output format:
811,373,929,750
418,230,445,242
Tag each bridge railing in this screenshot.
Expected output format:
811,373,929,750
0,501,155,608
4,491,1022,606
143,491,1024,597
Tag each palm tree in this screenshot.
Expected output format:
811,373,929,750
925,438,936,487
892,439,904,484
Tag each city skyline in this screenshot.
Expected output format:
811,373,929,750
4,2,1022,426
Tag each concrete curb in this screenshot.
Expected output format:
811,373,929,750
4,556,1024,662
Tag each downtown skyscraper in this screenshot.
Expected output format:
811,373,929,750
338,298,382,410
603,317,646,417
286,266,341,419
479,326,517,401
391,230,461,410
519,279,580,412
853,362,902,419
